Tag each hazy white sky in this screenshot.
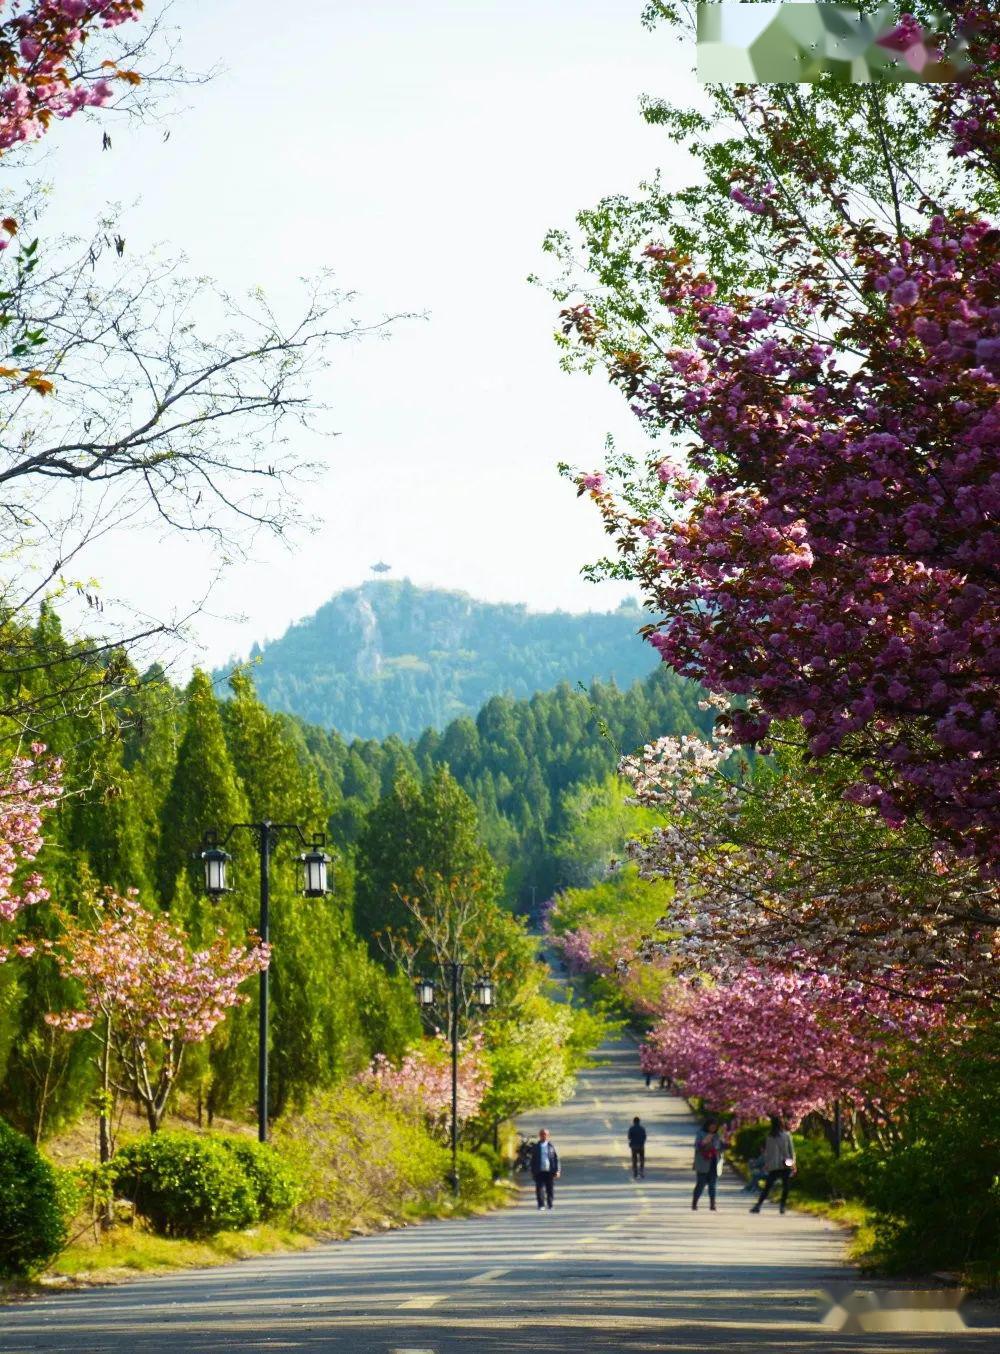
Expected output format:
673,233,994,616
33,1,697,668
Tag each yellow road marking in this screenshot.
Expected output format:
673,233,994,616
397,1295,446,1310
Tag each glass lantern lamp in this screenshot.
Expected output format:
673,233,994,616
299,838,331,898
201,839,232,897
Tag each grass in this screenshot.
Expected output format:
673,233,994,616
47,1221,317,1285
787,1194,879,1265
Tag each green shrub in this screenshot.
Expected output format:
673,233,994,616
455,1149,494,1201
220,1138,302,1220
0,1116,67,1278
792,1137,866,1200
113,1132,259,1238
473,1143,503,1179
863,1139,1000,1279
274,1084,448,1232
731,1122,768,1162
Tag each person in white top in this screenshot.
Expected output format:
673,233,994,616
750,1115,797,1214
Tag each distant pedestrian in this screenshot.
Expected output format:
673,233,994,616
750,1115,796,1214
645,1071,652,1087
530,1128,560,1211
659,1075,668,1089
628,1116,647,1178
692,1116,728,1211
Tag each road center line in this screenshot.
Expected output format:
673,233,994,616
465,1268,510,1284
397,1295,446,1310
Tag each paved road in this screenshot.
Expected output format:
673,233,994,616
2,1041,996,1353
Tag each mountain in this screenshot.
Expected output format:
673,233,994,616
220,579,660,740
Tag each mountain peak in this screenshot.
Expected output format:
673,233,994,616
219,582,656,740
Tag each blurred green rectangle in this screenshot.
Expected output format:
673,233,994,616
696,3,970,83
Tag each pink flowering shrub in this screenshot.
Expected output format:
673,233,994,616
358,1036,491,1133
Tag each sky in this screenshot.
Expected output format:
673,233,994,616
28,1,698,670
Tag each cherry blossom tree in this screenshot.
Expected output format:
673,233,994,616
555,5,1000,868
619,732,998,1001
0,1,143,156
0,743,61,963
358,1036,491,1135
638,967,955,1136
45,890,268,1152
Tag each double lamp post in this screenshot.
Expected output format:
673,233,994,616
197,824,496,1187
415,963,494,1194
198,821,331,1143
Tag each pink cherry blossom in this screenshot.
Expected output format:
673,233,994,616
0,744,62,962
45,889,269,1131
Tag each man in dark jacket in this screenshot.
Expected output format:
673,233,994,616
530,1128,560,1210
628,1116,647,1178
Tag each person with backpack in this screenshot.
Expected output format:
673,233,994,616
529,1128,560,1210
750,1115,797,1214
627,1116,647,1178
692,1116,728,1210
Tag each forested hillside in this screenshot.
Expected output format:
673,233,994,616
220,580,659,740
297,666,712,907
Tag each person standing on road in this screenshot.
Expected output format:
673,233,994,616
750,1115,796,1214
692,1116,728,1211
628,1116,647,1178
530,1127,560,1210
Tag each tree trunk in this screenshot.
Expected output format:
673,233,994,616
98,1015,113,1166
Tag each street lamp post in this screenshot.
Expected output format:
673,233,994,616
416,962,494,1194
198,822,331,1143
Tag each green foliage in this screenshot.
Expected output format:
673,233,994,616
550,775,662,889
860,1027,1000,1280
0,1117,67,1278
274,1083,450,1232
0,934,96,1144
113,1132,259,1238
479,999,604,1131
157,669,250,910
218,1138,303,1220
220,580,659,741
354,765,502,945
548,864,671,938
454,1149,493,1199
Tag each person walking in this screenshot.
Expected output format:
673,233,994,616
628,1116,647,1178
530,1128,560,1211
692,1116,728,1211
750,1115,796,1214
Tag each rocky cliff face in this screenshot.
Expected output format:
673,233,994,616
354,594,382,680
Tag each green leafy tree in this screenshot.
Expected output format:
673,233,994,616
354,767,501,947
